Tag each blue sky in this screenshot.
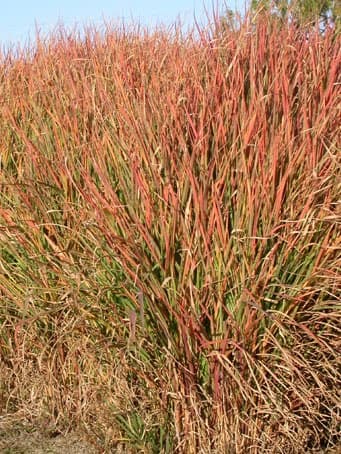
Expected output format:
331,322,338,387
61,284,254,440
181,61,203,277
0,0,246,47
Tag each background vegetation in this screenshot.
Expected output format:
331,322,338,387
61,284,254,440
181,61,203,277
0,6,340,453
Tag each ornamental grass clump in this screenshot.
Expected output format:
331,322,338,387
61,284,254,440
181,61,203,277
0,11,340,453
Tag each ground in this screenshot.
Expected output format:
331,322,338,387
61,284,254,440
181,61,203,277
0,424,98,454
0,422,339,453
